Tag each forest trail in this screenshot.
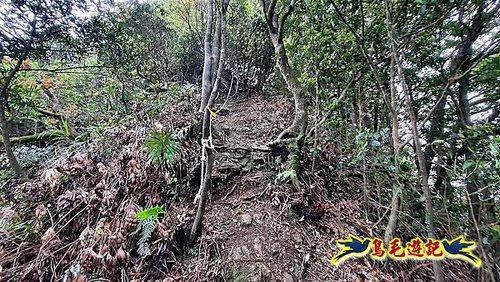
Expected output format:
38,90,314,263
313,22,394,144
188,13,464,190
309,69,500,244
168,94,395,281
2,0,497,280
0,92,478,282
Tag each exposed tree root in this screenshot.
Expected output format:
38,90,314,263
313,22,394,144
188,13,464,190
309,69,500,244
267,129,306,190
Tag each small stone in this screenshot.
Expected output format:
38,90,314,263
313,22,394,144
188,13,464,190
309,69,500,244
232,246,250,260
292,233,302,244
241,214,252,226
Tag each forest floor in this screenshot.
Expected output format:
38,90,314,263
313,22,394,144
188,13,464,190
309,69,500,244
0,93,474,281
172,94,394,281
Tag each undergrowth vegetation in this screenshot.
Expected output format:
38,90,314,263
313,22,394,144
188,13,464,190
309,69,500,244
0,0,498,281
145,131,179,164
132,205,166,257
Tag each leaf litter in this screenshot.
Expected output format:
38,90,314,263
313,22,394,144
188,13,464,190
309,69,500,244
0,93,474,281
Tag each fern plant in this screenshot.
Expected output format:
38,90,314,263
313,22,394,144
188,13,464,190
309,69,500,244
144,130,178,164
276,169,297,183
131,205,166,258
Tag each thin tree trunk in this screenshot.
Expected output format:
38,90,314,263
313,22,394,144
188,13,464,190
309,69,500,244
211,9,226,97
0,51,31,178
261,0,307,141
274,40,308,139
457,65,495,282
211,16,222,86
457,67,472,127
358,86,370,201
190,110,215,242
424,94,447,174
402,77,444,282
384,1,443,280
190,0,229,243
311,69,319,172
198,0,214,112
0,103,24,177
384,54,402,245
458,74,481,223
330,0,403,244
259,0,307,190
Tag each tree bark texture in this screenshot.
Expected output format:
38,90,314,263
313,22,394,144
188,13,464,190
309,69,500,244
190,0,230,243
384,1,443,280
261,0,307,140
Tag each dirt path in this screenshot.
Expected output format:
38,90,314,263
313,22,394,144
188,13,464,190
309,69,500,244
0,93,475,282
215,95,293,147
168,94,395,281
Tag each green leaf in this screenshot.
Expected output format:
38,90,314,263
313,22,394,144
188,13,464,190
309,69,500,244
135,205,166,220
462,160,475,170
145,130,178,164
371,140,381,147
276,170,297,182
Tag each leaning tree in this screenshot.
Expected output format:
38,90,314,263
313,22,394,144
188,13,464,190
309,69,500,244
190,0,230,243
259,0,309,189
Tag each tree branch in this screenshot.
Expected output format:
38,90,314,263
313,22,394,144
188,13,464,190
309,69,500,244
278,0,297,38
24,65,112,73
330,0,393,115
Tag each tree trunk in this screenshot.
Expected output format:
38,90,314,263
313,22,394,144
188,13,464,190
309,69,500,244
198,0,214,112
190,0,230,243
0,102,25,177
457,66,495,282
424,94,447,174
261,0,308,141
259,0,307,190
211,16,222,87
0,20,37,178
384,1,443,280
330,0,404,245
274,40,308,139
403,83,444,282
190,111,215,243
384,55,401,245
457,67,472,127
0,55,29,178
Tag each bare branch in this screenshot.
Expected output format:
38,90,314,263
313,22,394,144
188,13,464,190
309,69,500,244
278,0,297,38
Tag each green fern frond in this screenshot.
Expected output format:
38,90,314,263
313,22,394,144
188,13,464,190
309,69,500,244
276,169,296,182
145,130,178,164
133,206,166,258
137,217,155,257
135,205,165,220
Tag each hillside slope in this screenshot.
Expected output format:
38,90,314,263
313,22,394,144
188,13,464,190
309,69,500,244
0,93,473,281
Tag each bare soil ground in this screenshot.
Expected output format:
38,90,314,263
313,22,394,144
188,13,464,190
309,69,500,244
163,94,472,281
0,93,475,281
